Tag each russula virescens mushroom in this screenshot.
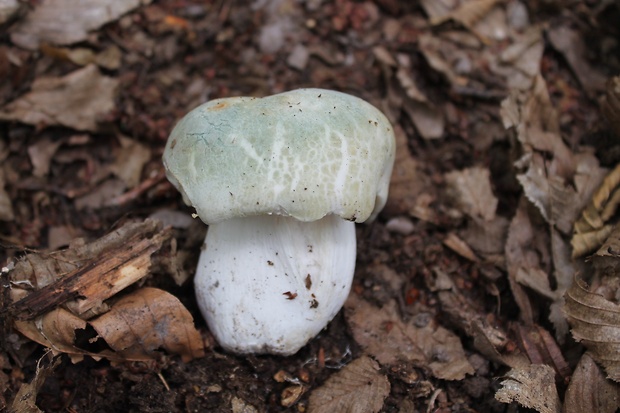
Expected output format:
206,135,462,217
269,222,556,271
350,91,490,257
163,88,395,355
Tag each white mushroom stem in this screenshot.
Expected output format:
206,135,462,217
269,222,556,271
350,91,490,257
194,214,356,355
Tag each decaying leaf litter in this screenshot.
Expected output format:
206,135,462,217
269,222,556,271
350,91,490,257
1,0,619,412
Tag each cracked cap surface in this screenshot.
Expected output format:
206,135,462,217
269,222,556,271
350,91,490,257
163,88,396,224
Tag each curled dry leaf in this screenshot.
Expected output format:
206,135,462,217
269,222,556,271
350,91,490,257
308,356,390,413
563,352,620,413
445,166,498,221
8,219,205,362
495,364,561,413
565,274,620,381
345,294,474,380
572,163,620,258
0,65,119,132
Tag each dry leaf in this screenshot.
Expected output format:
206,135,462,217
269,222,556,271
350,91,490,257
437,276,529,369
384,125,433,218
27,136,63,178
565,275,620,381
10,352,60,413
90,287,205,362
308,356,390,413
423,0,499,30
505,197,550,324
110,136,152,188
15,288,205,363
563,352,620,413
461,215,509,256
504,76,602,235
491,27,544,90
548,25,607,94
513,324,570,381
74,178,126,210
10,0,150,50
445,166,498,221
502,75,573,179
495,364,561,413
572,163,620,258
403,98,445,140
345,294,474,380
0,65,119,132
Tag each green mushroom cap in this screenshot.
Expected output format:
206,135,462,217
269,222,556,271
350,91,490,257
163,88,395,224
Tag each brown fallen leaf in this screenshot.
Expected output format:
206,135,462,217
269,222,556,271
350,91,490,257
513,324,571,382
547,25,607,94
563,352,620,413
15,290,204,364
565,274,620,382
90,287,205,363
495,364,561,413
436,271,529,369
572,163,620,258
0,64,119,132
345,294,474,380
505,197,550,325
10,351,60,413
445,166,498,222
307,356,390,413
27,136,64,178
504,75,604,236
110,135,152,188
461,215,509,257
10,0,149,50
383,124,434,218
430,0,499,30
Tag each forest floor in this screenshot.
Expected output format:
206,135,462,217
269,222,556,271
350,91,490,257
1,0,620,412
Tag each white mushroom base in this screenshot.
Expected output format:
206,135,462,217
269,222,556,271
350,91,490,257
195,214,356,355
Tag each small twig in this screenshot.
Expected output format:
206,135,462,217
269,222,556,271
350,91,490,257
426,388,442,413
157,372,171,391
107,171,166,207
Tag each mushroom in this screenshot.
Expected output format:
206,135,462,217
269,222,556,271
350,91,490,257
163,88,395,355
